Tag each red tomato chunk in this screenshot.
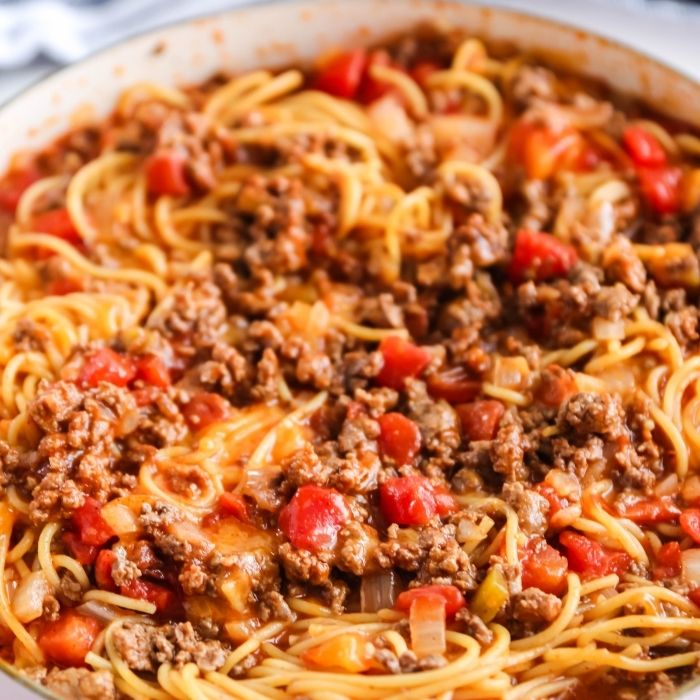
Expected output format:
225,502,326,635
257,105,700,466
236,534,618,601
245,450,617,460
0,166,40,213
32,207,82,246
376,336,431,390
94,549,117,591
622,126,667,167
120,579,179,615
508,229,578,284
456,400,504,442
395,584,465,618
218,492,250,522
38,611,101,667
652,542,681,580
145,151,190,197
680,509,700,545
379,476,456,526
313,49,367,99
62,532,98,566
377,413,422,465
637,165,682,215
182,392,231,431
520,538,568,595
279,485,350,552
618,497,680,525
78,348,137,388
427,367,480,404
559,530,630,579
135,354,171,389
72,497,114,547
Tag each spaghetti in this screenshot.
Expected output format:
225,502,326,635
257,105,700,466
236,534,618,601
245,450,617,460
0,23,698,700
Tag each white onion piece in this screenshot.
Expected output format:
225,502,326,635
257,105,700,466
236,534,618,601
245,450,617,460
409,597,446,658
683,476,700,505
12,571,50,623
682,549,700,585
592,317,625,341
77,600,120,623
597,366,636,394
361,571,398,613
492,356,529,390
367,96,414,144
544,469,581,502
655,474,679,498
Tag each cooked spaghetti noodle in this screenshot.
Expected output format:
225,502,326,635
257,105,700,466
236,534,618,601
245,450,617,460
0,23,699,700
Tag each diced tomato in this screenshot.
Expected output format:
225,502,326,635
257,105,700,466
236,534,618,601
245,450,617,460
218,492,250,522
534,365,576,408
508,228,578,284
62,532,98,566
279,485,350,552
520,538,569,595
120,579,179,615
135,354,170,389
652,541,681,580
689,588,700,607
410,61,441,86
618,497,680,525
47,277,82,296
427,366,481,404
313,49,367,99
182,392,231,431
680,509,700,545
622,125,667,167
145,151,190,197
78,348,137,388
94,549,117,591
455,400,504,442
395,584,465,618
0,166,40,213
559,530,631,579
534,483,566,519
637,165,682,215
71,497,114,547
38,611,101,667
379,475,456,526
508,120,583,180
358,49,393,104
32,207,82,248
575,142,606,172
377,336,431,390
377,413,422,466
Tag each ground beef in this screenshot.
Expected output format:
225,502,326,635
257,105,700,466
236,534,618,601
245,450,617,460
491,411,528,482
377,523,477,592
147,275,226,352
406,379,460,461
279,542,334,585
41,667,117,700
558,392,625,438
455,608,494,645
511,587,562,626
112,621,228,673
502,482,550,535
336,521,379,576
511,65,557,107
8,379,141,524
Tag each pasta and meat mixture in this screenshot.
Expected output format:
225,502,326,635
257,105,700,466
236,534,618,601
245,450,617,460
1,25,700,700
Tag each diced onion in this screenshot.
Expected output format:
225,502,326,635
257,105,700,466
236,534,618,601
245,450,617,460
682,549,700,585
12,571,50,623
491,356,529,390
367,96,414,144
361,571,397,613
592,316,625,341
544,469,581,502
597,366,636,394
456,516,494,554
683,476,700,505
655,473,679,498
409,596,446,658
77,600,120,623
100,495,151,536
